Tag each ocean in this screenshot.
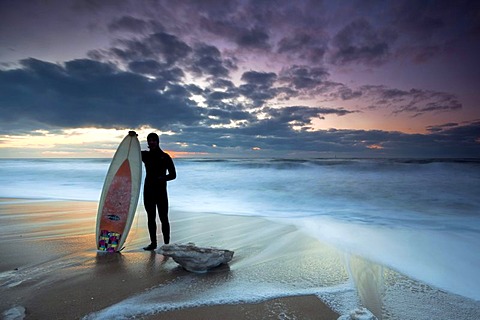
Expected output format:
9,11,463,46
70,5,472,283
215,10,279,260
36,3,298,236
1,157,479,319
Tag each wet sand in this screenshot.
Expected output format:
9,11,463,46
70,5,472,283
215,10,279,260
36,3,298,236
0,199,341,319
148,295,339,320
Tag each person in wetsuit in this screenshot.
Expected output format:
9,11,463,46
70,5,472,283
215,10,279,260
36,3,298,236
141,132,176,250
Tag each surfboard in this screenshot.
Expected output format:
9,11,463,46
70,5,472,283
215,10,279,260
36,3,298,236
96,131,142,252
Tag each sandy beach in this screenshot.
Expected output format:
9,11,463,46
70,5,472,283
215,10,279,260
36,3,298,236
0,199,342,319
2,197,480,319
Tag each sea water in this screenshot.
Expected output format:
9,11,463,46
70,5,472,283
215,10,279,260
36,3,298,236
1,158,480,319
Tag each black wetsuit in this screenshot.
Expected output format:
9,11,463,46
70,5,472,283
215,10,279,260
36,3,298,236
141,148,176,245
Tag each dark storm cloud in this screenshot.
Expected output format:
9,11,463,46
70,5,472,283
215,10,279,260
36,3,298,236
199,16,272,50
1,55,475,157
0,54,351,140
127,60,185,86
241,71,277,86
236,27,271,50
426,120,480,141
194,0,275,51
211,78,236,90
167,117,480,158
188,44,233,78
322,0,480,65
90,27,238,80
206,89,238,103
225,105,353,139
279,65,330,95
108,16,151,34
276,65,349,102
261,106,355,128
144,32,192,65
277,33,328,64
237,84,278,108
336,86,363,101
393,100,462,118
234,71,278,107
0,58,201,130
277,33,313,53
329,18,397,66
278,65,329,90
127,59,162,75
201,107,255,127
89,32,192,66
422,120,480,156
396,1,480,63
426,122,460,133
390,1,457,41
361,85,462,117
107,14,165,35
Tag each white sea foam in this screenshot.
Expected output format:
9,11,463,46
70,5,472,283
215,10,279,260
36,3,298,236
82,276,352,320
295,215,480,301
338,308,378,320
2,306,25,320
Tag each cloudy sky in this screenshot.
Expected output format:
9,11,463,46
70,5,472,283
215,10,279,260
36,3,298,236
1,0,479,158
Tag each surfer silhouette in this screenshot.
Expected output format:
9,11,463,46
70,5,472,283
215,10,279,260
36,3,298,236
141,132,176,250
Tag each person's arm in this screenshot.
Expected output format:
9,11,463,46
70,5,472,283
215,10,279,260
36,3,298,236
164,156,176,181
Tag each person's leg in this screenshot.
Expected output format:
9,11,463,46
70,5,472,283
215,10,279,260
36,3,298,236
143,190,158,250
157,190,170,244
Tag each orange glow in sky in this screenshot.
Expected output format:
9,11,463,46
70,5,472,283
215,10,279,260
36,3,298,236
0,128,191,158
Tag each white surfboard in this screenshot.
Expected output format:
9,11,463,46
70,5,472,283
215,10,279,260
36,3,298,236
96,131,142,252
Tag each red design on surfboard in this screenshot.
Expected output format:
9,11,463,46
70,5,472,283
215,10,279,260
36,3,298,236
97,159,132,251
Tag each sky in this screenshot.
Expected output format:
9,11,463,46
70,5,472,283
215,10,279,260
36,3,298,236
0,0,479,158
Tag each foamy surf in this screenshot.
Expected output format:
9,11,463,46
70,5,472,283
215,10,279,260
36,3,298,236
82,276,353,320
295,215,480,301
2,306,25,320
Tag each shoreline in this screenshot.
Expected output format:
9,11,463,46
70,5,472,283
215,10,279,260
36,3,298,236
0,198,342,319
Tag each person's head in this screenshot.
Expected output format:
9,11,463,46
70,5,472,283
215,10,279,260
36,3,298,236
147,132,160,150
